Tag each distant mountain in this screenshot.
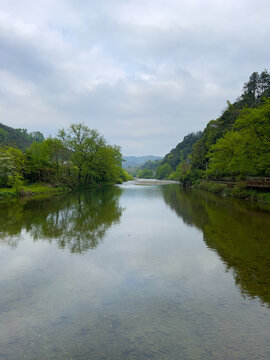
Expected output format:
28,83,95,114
0,123,44,151
122,155,162,169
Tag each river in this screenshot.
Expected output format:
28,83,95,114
0,182,270,359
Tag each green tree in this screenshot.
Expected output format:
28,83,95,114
88,145,122,184
208,99,270,178
242,71,260,104
156,163,173,179
58,123,123,186
169,161,190,181
0,146,25,187
30,131,45,143
58,123,106,184
26,138,70,184
137,169,154,179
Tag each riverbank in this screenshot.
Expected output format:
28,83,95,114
196,180,270,204
0,183,71,199
0,181,124,200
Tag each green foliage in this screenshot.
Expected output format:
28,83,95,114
0,146,25,187
162,132,202,170
124,166,139,177
118,168,133,183
191,100,244,171
56,123,124,186
208,99,270,178
0,123,125,192
0,128,7,143
169,161,190,181
90,144,123,184
26,138,69,185
125,158,162,178
122,156,162,169
197,181,228,194
190,71,270,173
140,159,162,171
137,168,154,179
132,133,201,181
242,69,270,105
10,173,24,194
185,69,270,183
30,131,45,143
0,123,44,150
156,163,173,179
139,132,201,181
181,168,204,186
0,183,70,199
196,181,270,204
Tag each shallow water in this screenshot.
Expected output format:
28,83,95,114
0,184,270,360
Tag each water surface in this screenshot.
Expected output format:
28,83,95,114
0,184,270,359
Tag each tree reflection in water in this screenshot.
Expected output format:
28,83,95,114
161,185,270,306
0,186,123,253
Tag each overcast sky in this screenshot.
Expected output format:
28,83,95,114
0,0,269,156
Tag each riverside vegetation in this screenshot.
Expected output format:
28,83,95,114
133,70,270,202
0,123,131,198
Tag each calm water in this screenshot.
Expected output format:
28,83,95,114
0,183,270,360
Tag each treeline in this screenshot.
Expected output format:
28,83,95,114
144,70,270,183
0,123,131,190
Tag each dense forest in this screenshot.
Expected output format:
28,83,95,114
0,123,131,193
134,70,270,184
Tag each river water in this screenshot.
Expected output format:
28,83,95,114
0,183,270,360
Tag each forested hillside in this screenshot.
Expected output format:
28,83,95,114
0,123,44,150
162,132,203,170
154,70,270,184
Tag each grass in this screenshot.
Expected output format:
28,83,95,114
0,183,71,199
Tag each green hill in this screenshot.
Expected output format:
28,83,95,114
162,132,202,170
0,123,44,151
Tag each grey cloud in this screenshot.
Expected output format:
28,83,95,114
0,33,51,82
0,0,270,155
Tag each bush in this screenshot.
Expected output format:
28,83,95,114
119,169,133,182
10,173,24,194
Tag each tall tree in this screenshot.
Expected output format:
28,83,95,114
58,123,106,184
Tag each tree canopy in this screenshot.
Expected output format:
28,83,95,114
207,99,270,178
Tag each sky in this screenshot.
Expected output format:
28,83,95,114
0,0,269,156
